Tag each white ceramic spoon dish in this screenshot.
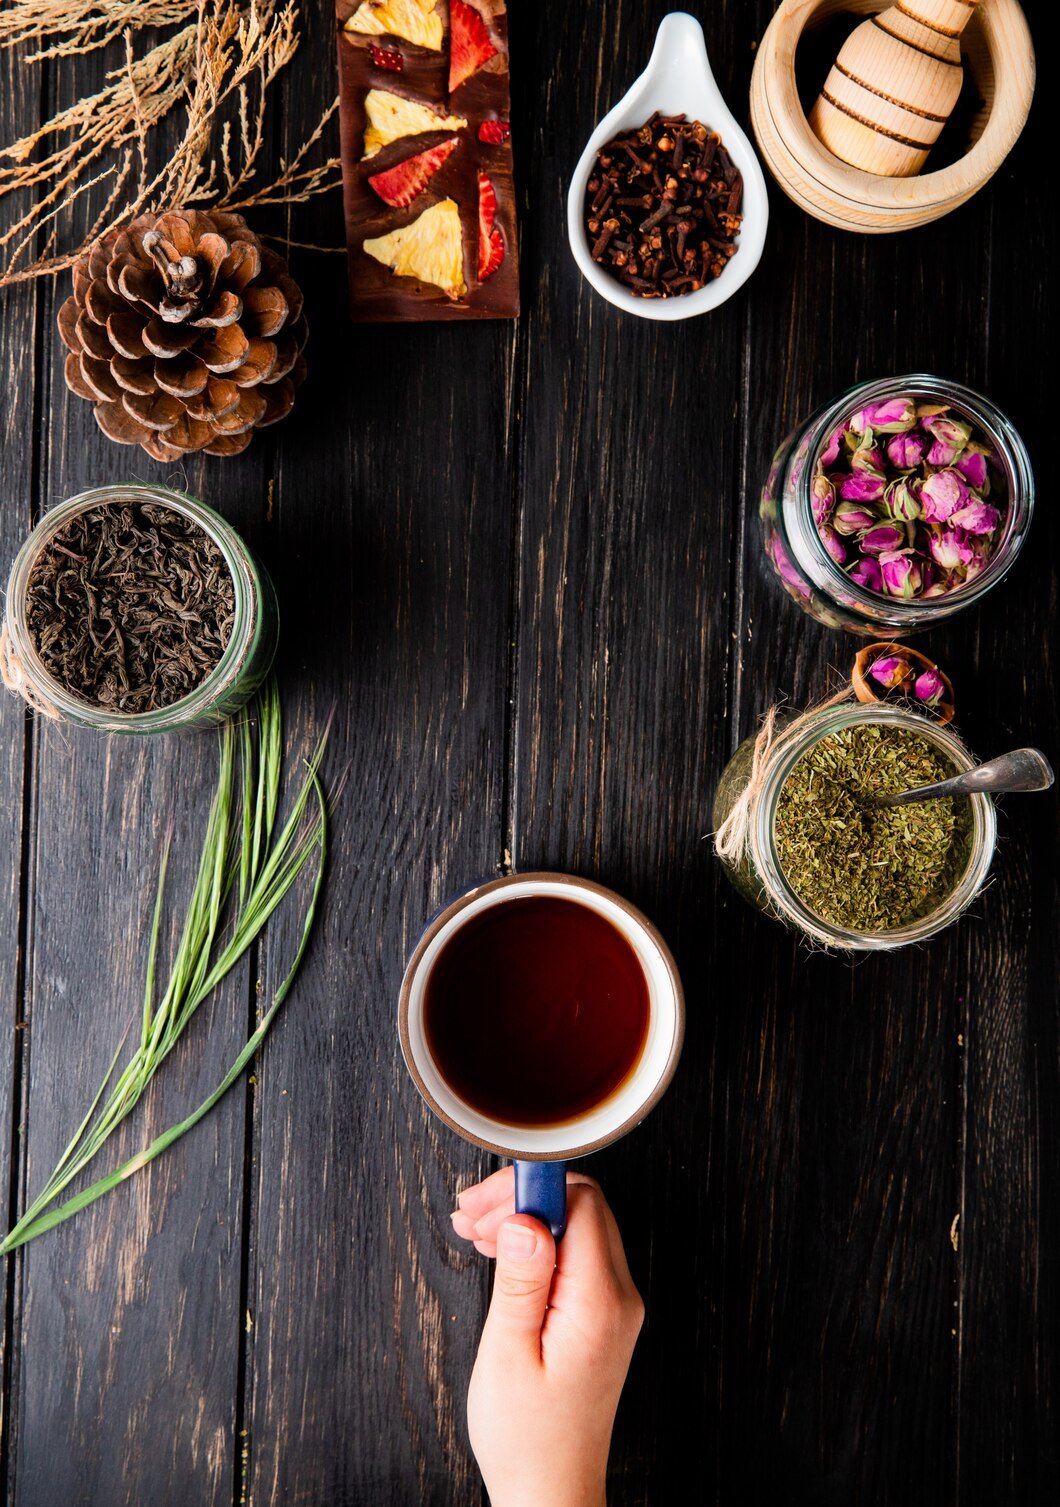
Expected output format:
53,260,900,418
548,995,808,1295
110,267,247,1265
567,12,769,321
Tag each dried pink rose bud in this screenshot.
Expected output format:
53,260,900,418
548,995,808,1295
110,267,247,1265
818,427,843,469
920,468,969,523
927,526,975,570
768,534,814,601
839,471,886,503
949,499,1000,536
914,668,946,707
956,447,989,491
922,415,972,468
848,556,883,592
850,444,886,477
885,476,921,523
879,549,924,598
922,577,954,599
850,397,917,435
860,522,907,555
869,654,911,691
811,474,835,527
832,500,878,535
819,525,848,566
886,431,925,469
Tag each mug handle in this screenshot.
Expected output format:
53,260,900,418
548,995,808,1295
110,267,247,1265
514,1160,568,1240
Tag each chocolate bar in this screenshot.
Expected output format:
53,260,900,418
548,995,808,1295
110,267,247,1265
335,0,519,321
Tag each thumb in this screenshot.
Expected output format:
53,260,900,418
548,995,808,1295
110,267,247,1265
482,1215,556,1354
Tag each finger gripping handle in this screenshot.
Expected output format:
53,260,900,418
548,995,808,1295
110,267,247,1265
514,1160,568,1241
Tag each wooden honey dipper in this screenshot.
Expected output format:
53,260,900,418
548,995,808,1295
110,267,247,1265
809,0,980,177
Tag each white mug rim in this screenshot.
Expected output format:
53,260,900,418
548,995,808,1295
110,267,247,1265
398,872,685,1161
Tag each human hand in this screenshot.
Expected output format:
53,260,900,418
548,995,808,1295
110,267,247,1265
451,1168,643,1507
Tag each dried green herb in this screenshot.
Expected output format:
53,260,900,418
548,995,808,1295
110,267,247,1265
774,724,972,932
25,501,235,713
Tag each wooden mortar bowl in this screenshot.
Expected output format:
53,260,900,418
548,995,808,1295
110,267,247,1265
750,0,1035,232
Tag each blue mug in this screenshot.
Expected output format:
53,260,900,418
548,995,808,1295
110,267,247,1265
398,873,685,1238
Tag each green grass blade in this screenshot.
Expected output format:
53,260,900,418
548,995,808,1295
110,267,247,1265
1,677,331,1258
0,770,328,1256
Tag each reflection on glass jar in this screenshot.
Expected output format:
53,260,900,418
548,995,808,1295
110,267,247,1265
713,702,996,952
760,374,1034,636
2,484,279,734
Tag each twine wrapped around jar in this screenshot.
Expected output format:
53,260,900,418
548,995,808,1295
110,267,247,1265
712,689,850,864
0,622,60,719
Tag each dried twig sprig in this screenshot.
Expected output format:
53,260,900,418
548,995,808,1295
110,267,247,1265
0,0,196,62
0,0,341,288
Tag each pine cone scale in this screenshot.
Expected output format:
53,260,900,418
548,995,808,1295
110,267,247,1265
112,355,155,395
199,326,250,374
82,354,120,403
60,209,307,457
108,312,149,360
234,336,278,386
77,315,112,363
190,290,243,330
123,390,183,431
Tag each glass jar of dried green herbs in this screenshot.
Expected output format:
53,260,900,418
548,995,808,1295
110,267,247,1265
713,702,996,950
2,485,278,733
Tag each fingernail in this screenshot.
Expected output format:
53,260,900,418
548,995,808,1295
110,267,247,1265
499,1222,538,1262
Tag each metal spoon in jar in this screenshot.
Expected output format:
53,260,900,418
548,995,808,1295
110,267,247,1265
874,748,1055,808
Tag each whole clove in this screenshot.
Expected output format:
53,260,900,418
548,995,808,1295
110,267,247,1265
584,114,742,298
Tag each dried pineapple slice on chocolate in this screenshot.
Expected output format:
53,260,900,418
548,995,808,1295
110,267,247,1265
362,88,467,159
363,199,467,300
345,0,443,51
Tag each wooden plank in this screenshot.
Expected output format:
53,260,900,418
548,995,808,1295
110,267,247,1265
953,152,1058,1503
505,5,755,1501
0,33,42,1494
4,51,265,1507
240,12,509,1504
717,12,1056,1499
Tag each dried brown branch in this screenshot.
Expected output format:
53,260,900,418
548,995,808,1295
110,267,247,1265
0,0,341,288
0,0,199,62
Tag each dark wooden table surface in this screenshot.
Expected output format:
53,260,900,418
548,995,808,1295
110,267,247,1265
1,3,1056,1504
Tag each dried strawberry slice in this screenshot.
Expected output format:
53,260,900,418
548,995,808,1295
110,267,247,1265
368,138,460,209
368,43,404,72
478,119,511,145
477,172,504,280
449,0,498,93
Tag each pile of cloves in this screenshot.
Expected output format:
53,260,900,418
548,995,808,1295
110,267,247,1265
584,113,743,297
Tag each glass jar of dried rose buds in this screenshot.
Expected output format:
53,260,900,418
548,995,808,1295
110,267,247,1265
760,375,1034,635
2,485,278,734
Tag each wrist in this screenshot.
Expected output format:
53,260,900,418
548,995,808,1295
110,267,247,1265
486,1482,606,1507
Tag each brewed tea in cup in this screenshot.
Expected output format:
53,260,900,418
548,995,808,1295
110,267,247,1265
399,873,684,1236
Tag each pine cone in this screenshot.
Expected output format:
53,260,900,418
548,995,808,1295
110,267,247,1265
57,209,308,461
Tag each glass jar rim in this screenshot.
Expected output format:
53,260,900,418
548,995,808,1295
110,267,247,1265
785,373,1035,623
4,483,258,731
751,701,997,950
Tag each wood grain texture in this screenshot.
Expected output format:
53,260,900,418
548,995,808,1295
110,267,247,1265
7,506,256,1495
0,35,40,1497
3,49,264,1507
241,11,505,1503
0,1,1056,1504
